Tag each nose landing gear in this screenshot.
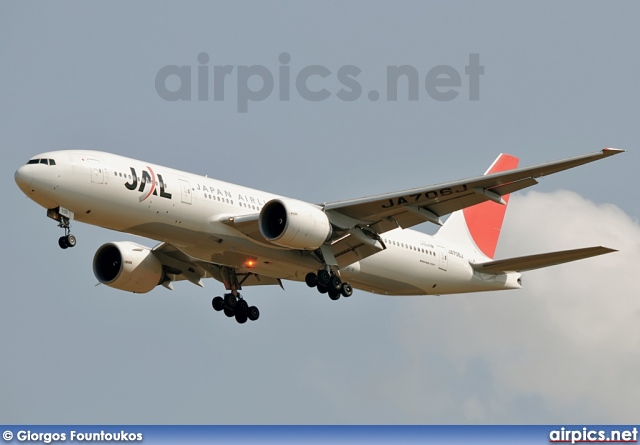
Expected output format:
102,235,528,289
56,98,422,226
47,207,77,249
57,218,76,249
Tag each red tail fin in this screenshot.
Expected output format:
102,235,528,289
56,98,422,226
463,154,519,258
436,153,519,259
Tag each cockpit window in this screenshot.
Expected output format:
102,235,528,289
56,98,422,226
26,158,56,165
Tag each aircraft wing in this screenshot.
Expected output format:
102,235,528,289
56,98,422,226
470,246,616,274
323,148,623,233
222,149,623,268
152,242,282,290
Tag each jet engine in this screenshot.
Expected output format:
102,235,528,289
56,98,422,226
259,198,332,250
93,242,163,293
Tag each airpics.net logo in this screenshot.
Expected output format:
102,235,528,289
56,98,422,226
155,52,484,112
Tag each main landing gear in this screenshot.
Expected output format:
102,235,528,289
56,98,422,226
211,267,259,324
211,294,260,324
57,216,76,249
305,269,353,300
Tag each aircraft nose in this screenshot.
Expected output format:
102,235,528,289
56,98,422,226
14,164,33,191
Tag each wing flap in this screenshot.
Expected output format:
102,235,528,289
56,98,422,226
471,246,617,274
330,227,385,268
153,242,211,286
206,266,283,287
487,177,538,196
152,242,282,289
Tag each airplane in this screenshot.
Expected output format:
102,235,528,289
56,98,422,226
14,148,623,324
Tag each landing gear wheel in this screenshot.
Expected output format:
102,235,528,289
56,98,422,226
317,269,331,286
329,275,342,292
340,282,353,297
212,296,224,311
248,306,260,321
223,308,235,318
236,299,249,316
305,272,318,288
224,293,238,308
58,236,68,249
328,289,341,300
317,284,328,294
235,313,248,324
65,234,76,248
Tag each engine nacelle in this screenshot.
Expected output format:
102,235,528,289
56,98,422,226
259,198,332,250
93,242,163,293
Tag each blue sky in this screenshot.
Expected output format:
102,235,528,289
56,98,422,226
1,1,638,423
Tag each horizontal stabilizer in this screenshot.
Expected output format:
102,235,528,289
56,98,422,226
471,246,617,274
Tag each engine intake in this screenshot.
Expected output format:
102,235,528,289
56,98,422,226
259,198,332,250
93,242,163,293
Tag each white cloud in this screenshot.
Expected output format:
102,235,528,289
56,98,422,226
380,191,640,423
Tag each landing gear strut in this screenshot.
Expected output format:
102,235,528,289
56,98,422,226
47,207,77,249
305,269,353,300
211,267,260,324
57,216,76,249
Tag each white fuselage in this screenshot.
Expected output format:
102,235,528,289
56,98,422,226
15,150,521,296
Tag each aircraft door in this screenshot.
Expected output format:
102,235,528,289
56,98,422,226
437,246,448,271
88,159,104,184
179,179,192,204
